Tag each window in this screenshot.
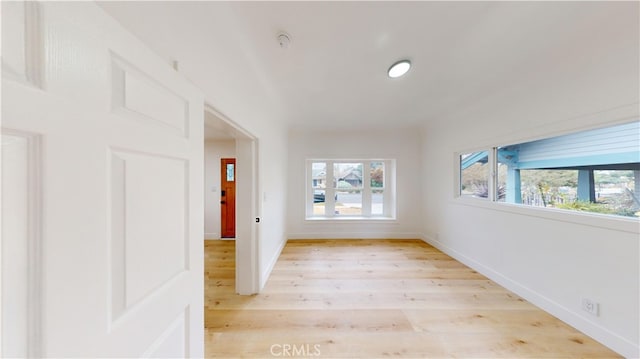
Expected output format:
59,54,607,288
459,151,489,199
457,121,640,218
226,163,235,182
307,159,395,219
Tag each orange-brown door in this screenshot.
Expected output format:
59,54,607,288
221,158,236,238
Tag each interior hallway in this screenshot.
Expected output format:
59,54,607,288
204,240,619,358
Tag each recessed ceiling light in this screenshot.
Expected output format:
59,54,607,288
388,60,411,78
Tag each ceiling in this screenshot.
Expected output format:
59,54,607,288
98,1,637,132
204,110,242,141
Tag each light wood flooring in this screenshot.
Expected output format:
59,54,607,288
204,239,620,358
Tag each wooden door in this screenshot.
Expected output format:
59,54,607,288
1,2,204,357
221,158,236,238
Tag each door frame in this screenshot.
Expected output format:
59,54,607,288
204,104,259,295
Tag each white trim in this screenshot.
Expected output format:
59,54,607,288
204,232,220,240
259,238,286,291
304,217,397,223
287,232,422,240
24,1,44,89
452,196,639,234
26,132,42,359
2,1,44,89
204,104,255,141
454,118,640,222
306,159,395,219
0,129,42,358
420,234,638,358
204,103,260,296
140,307,188,358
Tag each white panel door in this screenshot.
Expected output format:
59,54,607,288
1,2,204,357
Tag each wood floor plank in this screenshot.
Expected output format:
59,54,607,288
262,278,505,294
206,309,413,332
204,239,620,358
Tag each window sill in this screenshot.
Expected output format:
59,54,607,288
452,196,639,234
305,216,397,223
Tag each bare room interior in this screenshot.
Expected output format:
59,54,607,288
2,1,638,358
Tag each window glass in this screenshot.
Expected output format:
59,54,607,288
335,190,362,216
312,162,326,188
520,169,578,207
496,147,518,202
307,159,394,219
372,189,384,215
460,151,489,198
334,163,363,189
458,121,639,218
226,164,234,182
313,189,326,215
371,162,384,188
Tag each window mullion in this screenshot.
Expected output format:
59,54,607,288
489,147,497,201
384,160,392,217
362,162,371,216
307,161,314,216
326,161,335,217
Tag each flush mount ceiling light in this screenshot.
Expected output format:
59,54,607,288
387,59,411,78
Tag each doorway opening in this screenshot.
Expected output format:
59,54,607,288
203,105,259,295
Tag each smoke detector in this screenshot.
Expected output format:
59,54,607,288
277,32,291,49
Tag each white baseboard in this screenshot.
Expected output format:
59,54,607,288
260,237,287,291
420,234,638,358
204,232,220,240
287,232,422,240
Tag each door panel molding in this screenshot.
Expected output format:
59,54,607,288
141,306,190,358
1,1,44,88
110,52,189,137
109,149,189,322
1,129,42,358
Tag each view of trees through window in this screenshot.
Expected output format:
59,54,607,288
462,159,638,217
459,121,639,218
520,170,637,217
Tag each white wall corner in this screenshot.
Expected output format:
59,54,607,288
419,234,639,358
259,237,287,291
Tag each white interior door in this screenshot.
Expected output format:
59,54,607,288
2,2,204,357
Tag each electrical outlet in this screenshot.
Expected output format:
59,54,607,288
582,298,599,316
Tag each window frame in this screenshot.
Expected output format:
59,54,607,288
306,159,396,220
454,120,639,225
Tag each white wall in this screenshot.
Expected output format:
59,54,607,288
420,8,639,356
257,131,289,288
204,140,235,240
287,128,423,239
